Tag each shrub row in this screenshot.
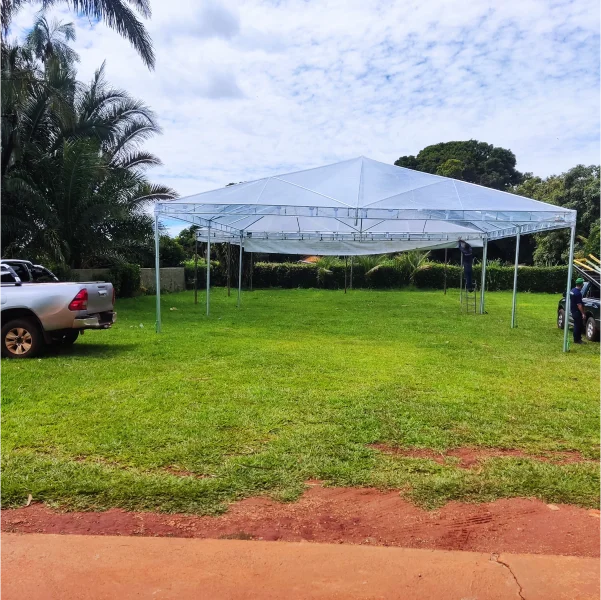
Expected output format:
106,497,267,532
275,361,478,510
81,260,570,297
108,263,141,298
215,261,569,294
413,263,568,293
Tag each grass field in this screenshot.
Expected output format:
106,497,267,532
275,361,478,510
2,288,599,513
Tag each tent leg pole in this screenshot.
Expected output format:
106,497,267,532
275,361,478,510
194,236,198,305
227,242,231,297
344,257,347,294
350,257,353,289
511,229,521,328
563,224,576,352
237,236,243,309
444,248,447,295
250,253,253,291
206,224,211,316
459,253,463,305
480,239,487,314
154,212,161,333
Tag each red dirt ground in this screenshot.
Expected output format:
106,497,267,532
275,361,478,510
3,486,599,558
369,444,592,468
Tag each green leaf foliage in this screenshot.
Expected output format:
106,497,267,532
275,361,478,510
395,140,523,190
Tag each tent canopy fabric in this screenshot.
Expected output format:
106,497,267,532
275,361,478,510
156,156,575,255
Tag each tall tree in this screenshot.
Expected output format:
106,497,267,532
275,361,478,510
395,140,523,190
1,33,175,266
512,165,600,265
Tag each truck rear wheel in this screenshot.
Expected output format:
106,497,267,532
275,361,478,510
1,318,43,358
586,317,599,342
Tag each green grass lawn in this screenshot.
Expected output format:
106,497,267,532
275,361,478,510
2,288,599,513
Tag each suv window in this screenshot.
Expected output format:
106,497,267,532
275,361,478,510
587,284,600,300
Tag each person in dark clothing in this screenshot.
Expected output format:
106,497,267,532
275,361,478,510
458,240,474,292
570,277,587,344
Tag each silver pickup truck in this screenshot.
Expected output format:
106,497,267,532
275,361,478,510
1,266,116,358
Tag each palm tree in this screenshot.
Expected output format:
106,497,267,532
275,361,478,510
25,14,78,66
1,47,175,266
2,0,154,68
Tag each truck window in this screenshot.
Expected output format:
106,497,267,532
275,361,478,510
31,266,56,282
9,263,30,281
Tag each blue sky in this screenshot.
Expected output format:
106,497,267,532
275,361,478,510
13,0,600,235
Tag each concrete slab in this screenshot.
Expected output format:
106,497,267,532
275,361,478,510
2,533,599,600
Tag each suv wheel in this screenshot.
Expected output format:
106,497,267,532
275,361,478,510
585,317,599,342
557,308,566,330
1,318,43,358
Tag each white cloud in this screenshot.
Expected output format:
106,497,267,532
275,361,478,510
11,0,600,200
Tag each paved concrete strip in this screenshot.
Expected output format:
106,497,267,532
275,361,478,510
2,533,599,600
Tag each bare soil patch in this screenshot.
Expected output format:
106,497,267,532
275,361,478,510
3,487,599,557
369,444,591,468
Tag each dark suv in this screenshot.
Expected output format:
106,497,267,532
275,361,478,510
558,280,600,342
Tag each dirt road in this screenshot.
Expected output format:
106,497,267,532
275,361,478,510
3,533,599,599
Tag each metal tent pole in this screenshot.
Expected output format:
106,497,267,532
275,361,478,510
563,224,577,352
249,253,253,291
344,256,348,294
350,257,353,289
227,242,231,297
444,248,448,295
194,236,198,305
511,229,521,328
459,252,463,305
480,238,488,314
154,212,161,333
237,236,243,309
206,223,211,316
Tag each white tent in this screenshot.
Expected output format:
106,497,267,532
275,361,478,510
154,157,578,351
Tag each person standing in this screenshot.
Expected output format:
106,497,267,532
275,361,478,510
569,277,587,344
458,240,474,292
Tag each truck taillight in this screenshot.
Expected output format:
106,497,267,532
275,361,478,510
112,287,115,306
68,288,88,311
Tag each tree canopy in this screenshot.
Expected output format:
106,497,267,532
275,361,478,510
1,13,174,268
512,165,600,265
395,140,523,190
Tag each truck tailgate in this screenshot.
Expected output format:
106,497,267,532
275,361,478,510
82,282,114,313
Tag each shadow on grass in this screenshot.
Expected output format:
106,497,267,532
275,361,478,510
45,343,138,358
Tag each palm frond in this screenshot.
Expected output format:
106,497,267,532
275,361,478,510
42,0,155,68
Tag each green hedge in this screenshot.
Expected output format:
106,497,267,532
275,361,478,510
413,264,568,293
148,259,571,294
254,262,318,287
108,263,141,298
235,261,569,294
183,260,224,289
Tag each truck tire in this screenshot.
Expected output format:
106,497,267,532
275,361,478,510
51,330,80,346
586,317,599,342
1,317,44,358
557,308,566,330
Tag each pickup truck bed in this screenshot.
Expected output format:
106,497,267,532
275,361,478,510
1,280,116,358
